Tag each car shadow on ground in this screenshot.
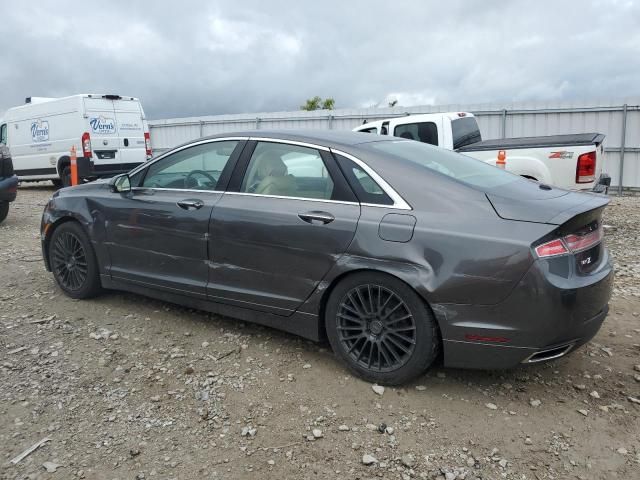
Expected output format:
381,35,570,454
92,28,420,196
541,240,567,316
95,288,571,392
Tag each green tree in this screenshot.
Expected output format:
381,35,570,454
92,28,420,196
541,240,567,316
321,98,335,110
300,96,335,111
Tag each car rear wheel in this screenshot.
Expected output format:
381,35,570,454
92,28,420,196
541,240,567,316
0,201,8,223
49,222,102,299
325,272,439,385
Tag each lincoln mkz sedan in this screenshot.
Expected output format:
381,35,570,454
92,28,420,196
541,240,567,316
41,130,613,384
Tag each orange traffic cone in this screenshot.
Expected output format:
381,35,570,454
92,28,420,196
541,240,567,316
70,145,78,186
496,150,506,169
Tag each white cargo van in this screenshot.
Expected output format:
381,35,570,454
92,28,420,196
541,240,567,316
0,94,152,187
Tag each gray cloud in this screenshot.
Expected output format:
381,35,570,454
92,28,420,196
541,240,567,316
0,0,638,119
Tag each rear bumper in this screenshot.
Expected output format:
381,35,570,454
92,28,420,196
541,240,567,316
0,175,19,202
441,305,608,369
592,173,611,193
436,249,614,369
86,162,144,179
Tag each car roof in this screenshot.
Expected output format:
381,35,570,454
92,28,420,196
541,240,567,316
199,129,390,149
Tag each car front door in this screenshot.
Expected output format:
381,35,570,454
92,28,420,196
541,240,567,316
103,139,244,298
208,139,361,315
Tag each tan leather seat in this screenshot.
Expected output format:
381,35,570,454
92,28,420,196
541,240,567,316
253,155,296,197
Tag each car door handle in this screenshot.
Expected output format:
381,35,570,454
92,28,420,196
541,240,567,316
177,199,204,210
298,211,335,225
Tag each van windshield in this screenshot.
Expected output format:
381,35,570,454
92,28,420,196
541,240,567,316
367,140,518,190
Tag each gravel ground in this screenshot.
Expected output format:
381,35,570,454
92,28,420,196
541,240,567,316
1,184,639,480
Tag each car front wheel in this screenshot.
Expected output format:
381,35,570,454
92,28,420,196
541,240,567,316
49,221,102,299
325,272,439,385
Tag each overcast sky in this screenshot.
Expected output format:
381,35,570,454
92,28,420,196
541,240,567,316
0,0,638,119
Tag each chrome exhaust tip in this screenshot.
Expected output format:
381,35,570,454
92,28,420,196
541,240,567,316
523,343,574,364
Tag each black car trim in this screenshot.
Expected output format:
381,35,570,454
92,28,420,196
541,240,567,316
227,139,257,192
15,167,57,177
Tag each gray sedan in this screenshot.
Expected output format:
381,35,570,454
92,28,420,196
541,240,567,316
41,130,613,384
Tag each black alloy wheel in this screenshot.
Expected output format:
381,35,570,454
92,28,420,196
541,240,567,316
48,222,102,299
325,272,439,385
336,284,416,372
51,230,88,291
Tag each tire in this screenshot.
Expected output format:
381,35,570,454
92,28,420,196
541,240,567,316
49,221,102,299
325,272,439,385
51,178,63,189
61,166,72,188
0,201,8,224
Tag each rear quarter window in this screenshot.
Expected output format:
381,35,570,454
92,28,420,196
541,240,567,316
334,154,393,205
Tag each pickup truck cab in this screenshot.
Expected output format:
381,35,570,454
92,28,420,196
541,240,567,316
353,112,610,192
0,144,18,224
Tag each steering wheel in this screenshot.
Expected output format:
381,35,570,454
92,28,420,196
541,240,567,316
185,170,217,189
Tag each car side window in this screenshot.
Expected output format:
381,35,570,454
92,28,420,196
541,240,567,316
394,122,438,146
241,142,334,200
141,141,239,190
334,154,393,205
0,124,7,145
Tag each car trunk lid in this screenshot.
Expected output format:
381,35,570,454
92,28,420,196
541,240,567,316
485,178,609,225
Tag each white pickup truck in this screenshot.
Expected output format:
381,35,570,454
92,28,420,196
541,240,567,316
353,112,610,192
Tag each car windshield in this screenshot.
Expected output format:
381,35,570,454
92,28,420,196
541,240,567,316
367,140,519,190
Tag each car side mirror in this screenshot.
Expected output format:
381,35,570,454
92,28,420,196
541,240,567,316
110,174,131,193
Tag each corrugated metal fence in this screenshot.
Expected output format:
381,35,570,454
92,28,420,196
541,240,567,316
149,98,640,191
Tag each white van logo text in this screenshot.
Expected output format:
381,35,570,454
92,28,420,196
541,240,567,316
31,120,49,142
89,116,116,134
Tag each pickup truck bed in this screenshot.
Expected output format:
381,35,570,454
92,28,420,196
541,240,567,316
458,133,606,152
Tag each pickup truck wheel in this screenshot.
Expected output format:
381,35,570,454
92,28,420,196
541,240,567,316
49,222,102,299
325,272,439,385
0,201,8,224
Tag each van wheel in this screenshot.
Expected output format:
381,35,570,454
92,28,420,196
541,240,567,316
61,166,72,187
49,222,102,299
325,272,439,385
0,201,9,224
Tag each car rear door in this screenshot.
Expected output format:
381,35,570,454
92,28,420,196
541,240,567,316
104,139,244,297
207,139,361,315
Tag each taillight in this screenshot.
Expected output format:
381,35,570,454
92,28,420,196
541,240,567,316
144,132,152,158
563,227,603,253
535,239,568,258
535,223,603,258
576,151,596,183
81,132,92,158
